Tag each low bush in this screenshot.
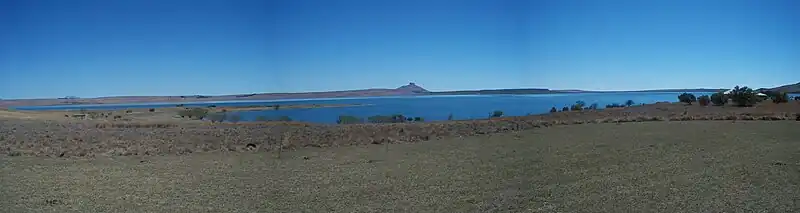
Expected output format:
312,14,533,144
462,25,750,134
678,93,697,105
561,107,569,112
772,92,789,104
606,103,624,108
177,108,209,119
698,95,711,106
550,107,557,113
368,115,403,123
571,101,586,111
337,115,363,124
710,92,727,106
148,108,155,112
491,110,504,117
625,100,635,107
447,113,454,120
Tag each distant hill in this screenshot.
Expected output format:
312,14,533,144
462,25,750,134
0,82,744,108
395,83,430,93
766,82,800,93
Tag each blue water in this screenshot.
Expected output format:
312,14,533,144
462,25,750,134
14,92,721,124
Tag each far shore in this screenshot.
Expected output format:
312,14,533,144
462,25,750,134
213,103,371,112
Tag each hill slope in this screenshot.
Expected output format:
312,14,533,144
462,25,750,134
768,82,800,93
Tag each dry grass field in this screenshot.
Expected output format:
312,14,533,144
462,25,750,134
2,121,798,212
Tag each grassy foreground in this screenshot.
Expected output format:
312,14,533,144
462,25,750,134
2,121,799,212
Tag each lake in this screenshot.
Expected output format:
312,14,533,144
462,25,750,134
15,92,721,124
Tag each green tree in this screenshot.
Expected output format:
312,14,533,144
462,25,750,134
698,95,711,106
678,93,697,105
729,86,758,107
710,92,727,106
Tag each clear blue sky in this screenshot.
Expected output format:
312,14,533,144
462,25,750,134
1,0,798,99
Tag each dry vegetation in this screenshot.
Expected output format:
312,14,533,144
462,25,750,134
1,102,799,157
1,121,798,212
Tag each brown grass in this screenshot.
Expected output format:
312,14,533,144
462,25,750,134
1,121,798,212
1,102,799,157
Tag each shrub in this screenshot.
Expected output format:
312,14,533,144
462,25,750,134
698,95,711,106
413,117,423,122
589,103,599,110
678,93,697,105
772,92,789,104
337,115,362,124
606,103,624,108
570,101,586,111
178,108,209,119
625,100,635,107
148,108,155,112
447,113,454,120
561,106,569,112
367,115,396,123
729,86,758,107
274,104,281,110
710,92,727,106
550,107,557,113
125,109,133,113
491,110,504,117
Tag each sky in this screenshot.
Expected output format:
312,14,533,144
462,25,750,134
0,0,798,99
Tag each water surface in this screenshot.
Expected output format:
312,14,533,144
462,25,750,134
16,92,719,123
